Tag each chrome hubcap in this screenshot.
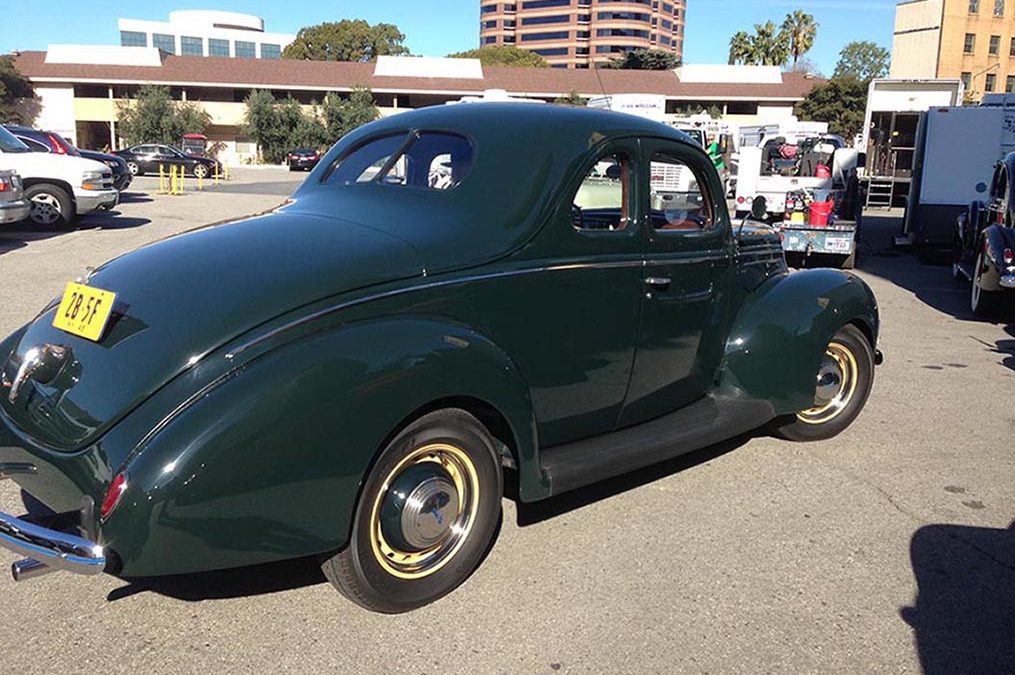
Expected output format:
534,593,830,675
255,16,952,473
798,341,858,425
370,443,479,579
29,194,61,225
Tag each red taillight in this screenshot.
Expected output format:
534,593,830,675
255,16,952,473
0,178,9,193
100,473,128,520
48,134,67,154
1005,248,1014,265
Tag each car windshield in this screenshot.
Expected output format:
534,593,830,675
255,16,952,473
0,126,30,153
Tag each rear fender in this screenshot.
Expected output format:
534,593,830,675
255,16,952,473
101,316,539,576
717,269,879,415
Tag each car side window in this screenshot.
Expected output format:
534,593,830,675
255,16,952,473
327,134,408,185
20,137,50,153
648,152,714,232
572,153,631,231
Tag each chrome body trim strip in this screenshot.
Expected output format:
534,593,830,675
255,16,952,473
0,463,37,481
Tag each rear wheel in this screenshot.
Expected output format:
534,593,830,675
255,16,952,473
971,250,1000,317
771,324,874,442
24,184,74,229
322,409,503,613
126,161,141,176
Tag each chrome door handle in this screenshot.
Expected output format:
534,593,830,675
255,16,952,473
645,276,671,289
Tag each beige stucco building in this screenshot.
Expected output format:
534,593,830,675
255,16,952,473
892,0,1015,99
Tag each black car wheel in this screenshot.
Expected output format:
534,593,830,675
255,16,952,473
322,409,502,613
193,164,208,179
24,184,74,229
971,250,1000,317
126,161,141,177
771,324,874,442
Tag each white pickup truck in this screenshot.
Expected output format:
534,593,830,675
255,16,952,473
0,125,118,228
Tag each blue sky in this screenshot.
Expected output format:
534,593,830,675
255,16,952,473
2,0,898,75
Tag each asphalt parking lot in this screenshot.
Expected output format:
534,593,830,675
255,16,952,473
1,170,1013,674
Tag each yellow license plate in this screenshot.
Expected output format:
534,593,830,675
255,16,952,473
52,282,117,342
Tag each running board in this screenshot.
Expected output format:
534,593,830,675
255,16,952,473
539,396,775,497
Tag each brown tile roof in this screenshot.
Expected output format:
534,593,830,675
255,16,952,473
14,51,822,101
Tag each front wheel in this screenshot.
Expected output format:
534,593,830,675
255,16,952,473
322,409,503,613
771,324,875,442
126,161,140,176
24,184,74,229
193,164,208,179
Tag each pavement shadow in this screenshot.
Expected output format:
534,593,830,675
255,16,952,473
514,433,751,526
76,215,152,230
117,192,153,204
107,556,328,603
901,521,1015,674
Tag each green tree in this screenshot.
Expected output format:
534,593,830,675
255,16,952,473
447,45,548,67
283,20,409,61
607,48,681,70
553,90,587,106
0,54,40,125
781,10,818,67
242,89,291,163
322,87,380,141
116,85,211,146
728,31,754,65
832,41,890,82
795,76,868,138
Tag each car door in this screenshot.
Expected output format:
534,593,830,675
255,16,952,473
618,137,734,427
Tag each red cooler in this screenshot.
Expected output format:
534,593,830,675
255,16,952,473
809,201,834,226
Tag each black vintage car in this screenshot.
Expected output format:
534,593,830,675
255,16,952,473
113,144,222,178
953,151,1015,316
3,125,132,192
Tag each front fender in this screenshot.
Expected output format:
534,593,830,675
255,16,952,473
102,316,538,576
718,269,879,415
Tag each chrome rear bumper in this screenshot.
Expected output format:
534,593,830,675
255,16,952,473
0,464,106,580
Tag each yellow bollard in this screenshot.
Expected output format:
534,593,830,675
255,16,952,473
158,164,167,195
169,166,177,195
179,167,185,194
214,164,220,185
198,171,203,191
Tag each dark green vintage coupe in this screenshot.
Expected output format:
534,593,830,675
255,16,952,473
0,104,881,612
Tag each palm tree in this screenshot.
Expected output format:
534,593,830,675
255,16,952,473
751,21,791,67
781,10,818,67
728,31,753,65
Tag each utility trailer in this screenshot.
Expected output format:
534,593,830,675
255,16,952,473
861,79,964,209
778,184,863,269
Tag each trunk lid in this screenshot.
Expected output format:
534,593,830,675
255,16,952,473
0,211,423,451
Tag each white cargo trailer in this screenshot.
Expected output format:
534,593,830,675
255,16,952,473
905,102,1015,253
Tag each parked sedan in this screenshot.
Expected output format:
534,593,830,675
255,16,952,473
0,170,30,224
3,125,132,192
954,151,1015,316
113,144,222,179
287,148,321,171
0,104,881,613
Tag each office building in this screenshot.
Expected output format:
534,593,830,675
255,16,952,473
480,0,686,68
892,0,1015,99
118,10,295,59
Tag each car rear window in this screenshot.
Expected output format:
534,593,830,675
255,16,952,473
326,132,474,191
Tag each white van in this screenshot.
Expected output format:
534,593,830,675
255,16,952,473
0,125,118,228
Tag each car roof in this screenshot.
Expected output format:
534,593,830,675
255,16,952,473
291,103,705,274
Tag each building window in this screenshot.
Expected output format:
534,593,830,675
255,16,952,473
990,35,1001,55
504,19,516,27
504,35,516,43
660,35,672,46
576,46,590,55
961,71,973,89
1007,75,1015,92
483,19,497,28
995,0,1005,16
596,28,651,38
521,0,570,7
965,33,976,53
261,43,281,59
533,47,570,56
152,33,176,54
181,36,203,57
986,73,997,91
520,31,570,41
663,2,673,11
483,35,498,44
661,19,672,30
597,12,650,21
522,14,570,25
120,31,147,47
481,4,497,13
969,0,980,11
235,41,256,59
209,38,230,57
504,3,516,10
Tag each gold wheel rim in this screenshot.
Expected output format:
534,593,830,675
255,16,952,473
368,443,480,580
797,341,859,425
